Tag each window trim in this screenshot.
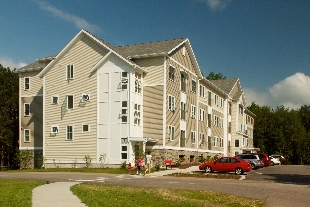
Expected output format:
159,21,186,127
191,105,196,119
168,95,175,111
191,80,196,93
214,136,218,147
199,108,204,121
199,84,205,98
51,96,59,105
82,124,90,132
180,73,187,93
191,131,196,144
51,125,59,134
121,101,128,123
24,129,30,142
24,103,30,116
66,64,74,80
168,65,175,81
67,95,74,109
168,125,175,141
66,125,73,140
24,77,30,90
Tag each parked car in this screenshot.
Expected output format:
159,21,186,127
271,154,287,165
236,154,263,169
199,156,252,175
269,156,281,166
252,152,270,166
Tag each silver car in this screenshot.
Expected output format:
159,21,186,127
236,154,263,170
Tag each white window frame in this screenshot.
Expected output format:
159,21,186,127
168,95,175,111
180,73,187,92
199,108,204,121
220,98,224,108
191,80,196,93
214,136,218,147
67,95,74,109
82,124,90,132
199,84,205,98
168,125,175,141
51,125,59,134
134,104,141,125
181,102,186,120
235,139,240,147
191,131,196,144
51,96,59,104
169,65,175,81
199,133,205,145
214,94,219,105
66,125,73,140
191,105,196,119
24,129,30,142
214,115,218,126
220,138,224,148
121,101,128,123
66,64,74,80
121,138,128,160
24,77,30,90
24,103,30,116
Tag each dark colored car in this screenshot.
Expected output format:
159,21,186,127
236,154,263,169
199,156,252,175
252,152,270,166
271,154,287,165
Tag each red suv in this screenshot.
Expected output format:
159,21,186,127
252,152,270,167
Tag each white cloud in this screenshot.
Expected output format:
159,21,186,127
244,73,310,109
33,0,101,33
0,56,27,69
198,0,231,11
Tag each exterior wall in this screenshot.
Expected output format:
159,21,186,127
44,34,108,164
134,57,164,85
20,71,43,96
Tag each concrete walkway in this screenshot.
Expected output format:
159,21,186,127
31,166,199,207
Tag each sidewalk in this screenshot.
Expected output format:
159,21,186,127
31,166,199,206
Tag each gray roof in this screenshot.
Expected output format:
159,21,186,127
116,38,187,58
18,54,56,72
209,78,238,94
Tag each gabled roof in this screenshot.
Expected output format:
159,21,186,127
209,78,239,94
38,29,145,78
116,38,187,58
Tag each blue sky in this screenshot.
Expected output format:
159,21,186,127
1,0,309,109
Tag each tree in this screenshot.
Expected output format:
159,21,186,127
0,64,19,169
206,72,226,80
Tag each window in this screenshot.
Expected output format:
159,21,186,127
67,95,73,109
169,65,175,81
135,72,142,93
207,114,211,127
208,91,212,106
181,73,187,92
214,115,218,126
122,101,128,123
168,125,175,141
180,130,186,147
199,108,204,121
220,138,224,147
66,64,74,79
24,103,30,116
66,125,73,140
168,95,175,111
24,129,30,142
243,138,248,146
82,124,90,132
214,94,219,105
199,133,205,145
181,102,186,120
239,105,243,115
235,139,240,147
238,123,243,132
191,105,196,119
214,137,218,147
24,77,29,90
191,80,196,93
228,122,231,133
207,136,211,149
121,72,128,90
191,131,196,144
51,125,59,134
220,98,224,108
134,104,141,125
199,85,205,98
121,138,128,159
51,96,59,104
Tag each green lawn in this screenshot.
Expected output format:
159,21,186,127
71,183,266,207
0,179,45,207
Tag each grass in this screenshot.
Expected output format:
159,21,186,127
7,167,130,174
71,183,266,207
0,179,45,207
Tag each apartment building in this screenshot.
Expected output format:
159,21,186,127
18,29,255,168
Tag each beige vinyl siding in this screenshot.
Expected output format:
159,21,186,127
44,34,108,161
211,109,224,152
229,83,239,98
231,102,238,135
143,86,163,143
185,80,197,148
20,71,43,96
20,96,43,148
133,57,164,85
170,46,196,75
198,103,208,149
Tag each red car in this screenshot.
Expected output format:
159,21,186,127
199,156,252,175
252,152,270,167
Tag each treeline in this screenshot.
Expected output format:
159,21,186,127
0,64,19,169
248,103,310,165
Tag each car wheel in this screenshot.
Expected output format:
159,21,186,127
250,163,255,170
204,166,212,173
235,167,243,175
